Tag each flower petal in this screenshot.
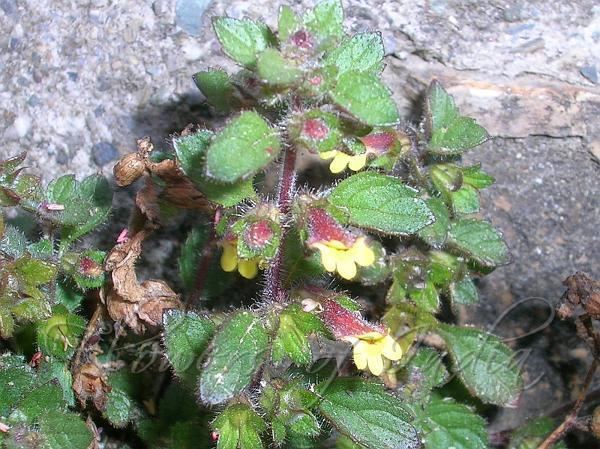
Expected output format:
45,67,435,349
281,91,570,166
315,244,338,272
336,251,357,280
220,243,238,272
353,341,368,370
381,335,403,361
351,238,376,267
319,150,337,160
348,153,367,171
367,353,384,376
330,153,351,174
238,259,258,279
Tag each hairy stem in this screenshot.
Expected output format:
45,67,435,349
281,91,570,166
189,208,220,308
263,146,297,302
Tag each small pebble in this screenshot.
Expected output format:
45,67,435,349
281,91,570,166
67,71,78,81
175,0,212,36
92,141,119,166
580,65,598,84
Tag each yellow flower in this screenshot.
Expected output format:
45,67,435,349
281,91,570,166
311,237,375,280
320,150,367,174
345,331,403,376
220,240,259,279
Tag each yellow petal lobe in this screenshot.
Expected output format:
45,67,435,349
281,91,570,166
238,259,258,279
220,243,238,272
348,153,367,171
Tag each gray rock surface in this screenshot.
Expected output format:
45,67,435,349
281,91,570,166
1,0,599,431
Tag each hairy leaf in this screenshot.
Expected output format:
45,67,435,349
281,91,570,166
329,172,433,235
447,219,509,267
331,72,399,126
318,378,420,449
213,403,266,449
325,32,384,77
206,111,281,183
213,17,275,67
438,324,523,405
199,312,269,405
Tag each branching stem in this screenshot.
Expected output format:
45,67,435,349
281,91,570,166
263,146,297,302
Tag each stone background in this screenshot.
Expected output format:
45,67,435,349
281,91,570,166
1,0,599,435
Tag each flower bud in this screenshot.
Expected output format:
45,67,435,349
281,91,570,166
113,153,145,186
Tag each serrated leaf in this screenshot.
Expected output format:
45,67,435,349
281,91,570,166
447,219,509,267
450,185,480,215
462,164,495,189
438,324,522,405
193,69,236,113
0,355,36,416
325,32,384,77
449,277,479,305
47,174,77,205
37,305,86,360
272,304,327,366
38,412,93,449
415,397,488,449
0,224,27,258
401,348,449,397
14,256,56,285
303,0,344,43
174,130,255,206
213,17,275,67
409,280,439,313
55,281,85,312
278,5,301,41
104,387,133,428
257,48,301,85
319,379,420,449
163,310,215,384
199,312,269,405
417,198,450,248
213,404,266,449
331,72,399,126
15,383,63,423
508,417,567,449
329,172,433,235
206,111,281,183
426,81,489,155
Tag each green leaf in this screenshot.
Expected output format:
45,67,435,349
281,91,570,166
318,378,420,449
213,404,266,449
206,111,281,183
415,397,488,449
409,280,440,313
325,33,384,77
38,412,93,449
0,355,36,416
449,277,479,305
14,256,56,285
438,324,523,405
104,387,133,428
462,164,495,189
213,17,275,67
426,81,489,155
450,185,480,216
57,174,113,245
401,348,449,397
0,307,15,338
174,130,256,206
330,72,399,126
329,172,433,235
163,310,215,384
36,305,86,360
447,219,509,267
199,311,269,405
417,198,450,248
272,304,327,366
0,225,27,258
16,383,63,423
55,281,85,312
257,48,301,85
278,5,301,42
303,0,344,43
193,69,236,113
508,417,567,449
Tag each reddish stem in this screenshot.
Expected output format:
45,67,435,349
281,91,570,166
263,147,297,302
189,208,220,307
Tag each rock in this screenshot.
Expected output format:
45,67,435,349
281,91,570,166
92,141,119,166
175,0,212,35
581,65,598,84
0,0,16,15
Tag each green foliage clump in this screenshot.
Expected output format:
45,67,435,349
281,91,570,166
1,1,557,448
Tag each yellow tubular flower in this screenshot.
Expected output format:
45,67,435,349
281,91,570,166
312,237,375,280
220,240,259,279
349,331,403,376
319,150,367,174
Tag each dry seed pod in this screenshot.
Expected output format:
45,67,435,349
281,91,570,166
113,153,145,186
